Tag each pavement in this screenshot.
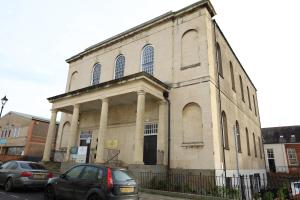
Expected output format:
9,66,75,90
0,188,187,200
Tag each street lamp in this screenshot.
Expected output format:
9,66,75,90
0,95,8,117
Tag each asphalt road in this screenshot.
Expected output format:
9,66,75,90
0,188,186,200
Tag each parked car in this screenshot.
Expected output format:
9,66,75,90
44,164,138,200
0,160,52,191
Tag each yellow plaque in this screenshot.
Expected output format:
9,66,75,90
105,139,118,149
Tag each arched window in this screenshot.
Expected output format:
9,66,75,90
247,86,251,110
92,63,101,85
141,45,154,75
246,128,250,156
115,55,125,79
235,121,241,153
229,62,235,91
216,43,223,77
253,132,257,157
239,75,245,102
221,111,229,150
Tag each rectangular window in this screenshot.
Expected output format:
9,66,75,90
253,95,257,116
253,133,257,157
144,123,158,136
267,149,274,159
258,137,262,158
287,148,298,166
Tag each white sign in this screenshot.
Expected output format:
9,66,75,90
76,146,88,163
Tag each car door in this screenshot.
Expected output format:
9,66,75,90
0,161,12,185
55,165,85,200
74,166,103,200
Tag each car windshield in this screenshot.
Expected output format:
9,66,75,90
20,163,46,170
112,170,134,183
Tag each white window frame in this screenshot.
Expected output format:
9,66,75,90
144,122,158,136
91,63,101,85
114,54,125,79
267,148,274,159
287,148,298,166
140,44,154,75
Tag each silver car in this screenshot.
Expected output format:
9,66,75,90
0,160,52,191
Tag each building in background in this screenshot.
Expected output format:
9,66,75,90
262,126,300,174
43,0,265,180
0,111,58,162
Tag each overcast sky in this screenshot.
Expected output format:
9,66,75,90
0,0,299,128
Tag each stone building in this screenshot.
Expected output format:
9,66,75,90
0,111,58,162
43,0,265,177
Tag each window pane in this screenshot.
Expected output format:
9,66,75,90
20,163,46,170
92,64,101,85
142,45,154,75
115,55,125,79
80,166,99,181
66,166,85,178
112,170,134,183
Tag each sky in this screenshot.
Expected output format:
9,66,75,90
0,0,299,128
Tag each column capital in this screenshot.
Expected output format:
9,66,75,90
50,109,58,114
157,100,167,105
102,98,109,103
74,104,80,109
137,90,146,96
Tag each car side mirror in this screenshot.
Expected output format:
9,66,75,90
59,174,66,179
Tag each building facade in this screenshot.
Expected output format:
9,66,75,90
262,126,300,174
43,0,265,177
0,111,58,162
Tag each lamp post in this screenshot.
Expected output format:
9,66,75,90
0,95,8,118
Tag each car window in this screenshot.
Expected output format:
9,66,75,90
112,170,134,183
66,166,85,179
9,162,18,170
20,163,46,170
80,166,100,181
1,161,12,169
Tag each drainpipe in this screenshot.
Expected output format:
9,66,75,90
213,20,227,180
163,91,171,171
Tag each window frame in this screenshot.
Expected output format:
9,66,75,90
239,75,245,102
221,111,229,150
287,148,298,166
141,44,154,75
114,54,125,79
246,128,251,156
229,61,235,92
91,63,101,85
216,43,223,78
235,121,242,153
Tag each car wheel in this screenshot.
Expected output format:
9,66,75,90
88,194,102,200
4,178,13,192
44,185,56,200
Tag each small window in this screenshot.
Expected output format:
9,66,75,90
253,133,257,157
235,121,241,153
66,166,85,179
253,95,257,116
246,128,250,156
291,135,296,143
80,166,99,181
144,123,158,136
115,55,125,79
239,75,245,102
258,137,262,158
216,43,223,77
229,62,235,91
279,135,285,143
221,111,229,150
287,148,298,166
267,149,274,159
247,86,251,110
141,45,154,75
92,63,101,85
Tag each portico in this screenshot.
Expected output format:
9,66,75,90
42,72,169,166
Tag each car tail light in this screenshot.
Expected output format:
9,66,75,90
107,167,113,190
47,172,53,178
21,171,32,177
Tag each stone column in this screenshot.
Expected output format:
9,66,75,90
157,100,168,165
134,90,146,164
42,109,58,162
95,98,109,163
66,104,80,161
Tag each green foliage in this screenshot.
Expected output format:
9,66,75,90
253,192,260,200
277,186,289,200
263,191,274,200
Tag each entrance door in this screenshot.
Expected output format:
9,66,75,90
144,135,157,165
268,159,276,172
143,123,158,165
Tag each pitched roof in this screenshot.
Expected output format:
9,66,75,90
3,111,53,123
262,126,300,144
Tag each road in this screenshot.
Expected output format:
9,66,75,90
0,188,186,200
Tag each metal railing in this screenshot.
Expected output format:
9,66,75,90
138,171,300,200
